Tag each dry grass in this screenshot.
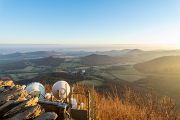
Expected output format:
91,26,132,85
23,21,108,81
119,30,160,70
45,84,179,120
95,88,179,120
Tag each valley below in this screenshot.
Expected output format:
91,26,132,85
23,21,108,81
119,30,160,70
1,49,180,106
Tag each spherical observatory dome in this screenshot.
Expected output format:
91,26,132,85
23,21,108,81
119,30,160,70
52,81,70,99
26,82,45,100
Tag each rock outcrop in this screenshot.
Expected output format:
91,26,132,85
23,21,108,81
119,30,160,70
0,80,58,120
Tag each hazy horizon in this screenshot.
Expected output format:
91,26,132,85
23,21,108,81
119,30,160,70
0,44,180,54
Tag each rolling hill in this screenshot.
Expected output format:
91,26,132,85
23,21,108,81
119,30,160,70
81,54,123,65
80,51,180,66
134,56,180,74
0,57,65,71
96,49,180,63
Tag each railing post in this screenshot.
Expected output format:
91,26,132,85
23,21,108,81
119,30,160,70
87,90,91,120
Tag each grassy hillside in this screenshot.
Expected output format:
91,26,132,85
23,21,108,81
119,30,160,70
134,56,180,74
134,75,180,105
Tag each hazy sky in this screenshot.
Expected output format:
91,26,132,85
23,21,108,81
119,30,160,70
0,0,179,45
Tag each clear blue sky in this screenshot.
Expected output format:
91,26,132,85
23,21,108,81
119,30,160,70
0,0,179,44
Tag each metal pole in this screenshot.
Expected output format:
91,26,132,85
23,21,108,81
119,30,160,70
87,90,91,120
69,86,73,119
92,85,95,120
65,83,67,103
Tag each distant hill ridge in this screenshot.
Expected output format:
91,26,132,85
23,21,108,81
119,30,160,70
0,51,60,60
2,49,180,66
